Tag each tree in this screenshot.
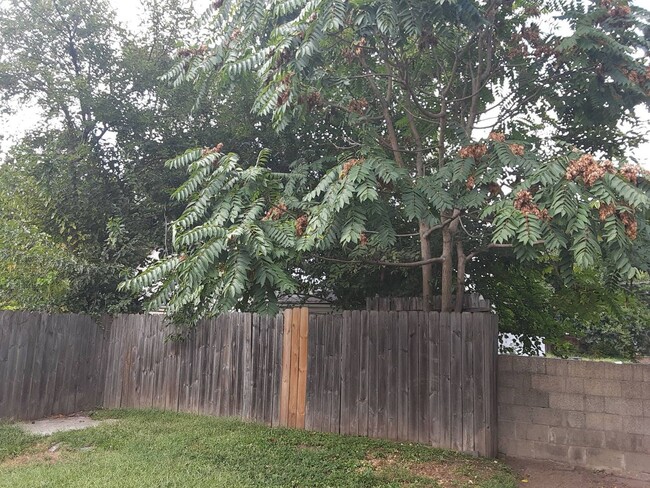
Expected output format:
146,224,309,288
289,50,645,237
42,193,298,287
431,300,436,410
0,0,311,313
121,0,650,323
0,166,77,311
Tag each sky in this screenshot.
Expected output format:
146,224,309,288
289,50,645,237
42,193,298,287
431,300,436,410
1,0,648,168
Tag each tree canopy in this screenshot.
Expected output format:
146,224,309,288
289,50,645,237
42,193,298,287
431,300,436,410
121,0,650,325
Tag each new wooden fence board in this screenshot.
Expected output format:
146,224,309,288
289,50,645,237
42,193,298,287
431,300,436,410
296,307,309,429
287,308,300,427
279,309,292,426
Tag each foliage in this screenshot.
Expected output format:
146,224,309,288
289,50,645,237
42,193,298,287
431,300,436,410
0,167,77,311
0,409,518,487
0,0,313,314
122,0,650,324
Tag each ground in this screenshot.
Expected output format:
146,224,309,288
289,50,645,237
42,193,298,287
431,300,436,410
0,409,517,487
504,457,649,488
1,410,647,487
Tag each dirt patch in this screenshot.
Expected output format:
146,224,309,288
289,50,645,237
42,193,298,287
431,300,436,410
409,457,503,487
1,443,61,468
18,414,116,436
364,451,503,486
504,457,649,488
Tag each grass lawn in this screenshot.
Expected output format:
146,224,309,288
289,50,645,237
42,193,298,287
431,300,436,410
0,409,517,487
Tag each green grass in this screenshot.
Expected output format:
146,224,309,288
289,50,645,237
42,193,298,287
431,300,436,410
0,409,517,487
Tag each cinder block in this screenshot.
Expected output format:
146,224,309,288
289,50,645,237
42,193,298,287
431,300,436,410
621,381,644,399
517,389,549,408
604,397,643,417
498,354,513,372
568,429,605,449
567,361,591,378
549,392,584,411
499,371,515,388
498,438,535,458
531,407,563,427
513,373,532,392
548,426,569,444
592,362,626,380
585,447,625,470
622,364,644,382
584,378,622,397
531,374,565,392
498,420,517,440
523,423,549,442
565,377,584,394
643,382,650,400
624,452,650,475
604,431,647,453
545,358,569,377
645,400,650,417
623,417,650,436
498,404,532,422
642,365,650,382
584,395,605,413
643,435,650,455
498,386,515,405
568,445,586,464
512,356,546,374
585,412,622,432
563,411,586,429
534,441,568,460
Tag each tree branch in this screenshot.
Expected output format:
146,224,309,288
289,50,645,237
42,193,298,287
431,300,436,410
313,255,445,268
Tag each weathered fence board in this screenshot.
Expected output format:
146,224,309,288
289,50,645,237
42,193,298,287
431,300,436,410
0,311,107,420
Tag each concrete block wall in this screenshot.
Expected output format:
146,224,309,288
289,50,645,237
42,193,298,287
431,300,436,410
498,355,650,481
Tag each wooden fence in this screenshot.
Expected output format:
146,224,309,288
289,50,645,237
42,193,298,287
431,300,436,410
0,311,109,420
0,308,498,456
103,313,284,426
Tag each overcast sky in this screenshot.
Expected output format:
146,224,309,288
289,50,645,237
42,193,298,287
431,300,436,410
1,0,648,167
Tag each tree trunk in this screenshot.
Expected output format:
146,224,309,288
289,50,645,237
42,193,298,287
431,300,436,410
441,210,461,312
419,222,432,312
441,226,454,312
455,240,466,313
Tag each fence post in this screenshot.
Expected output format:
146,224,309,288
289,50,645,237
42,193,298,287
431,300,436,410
278,307,310,428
